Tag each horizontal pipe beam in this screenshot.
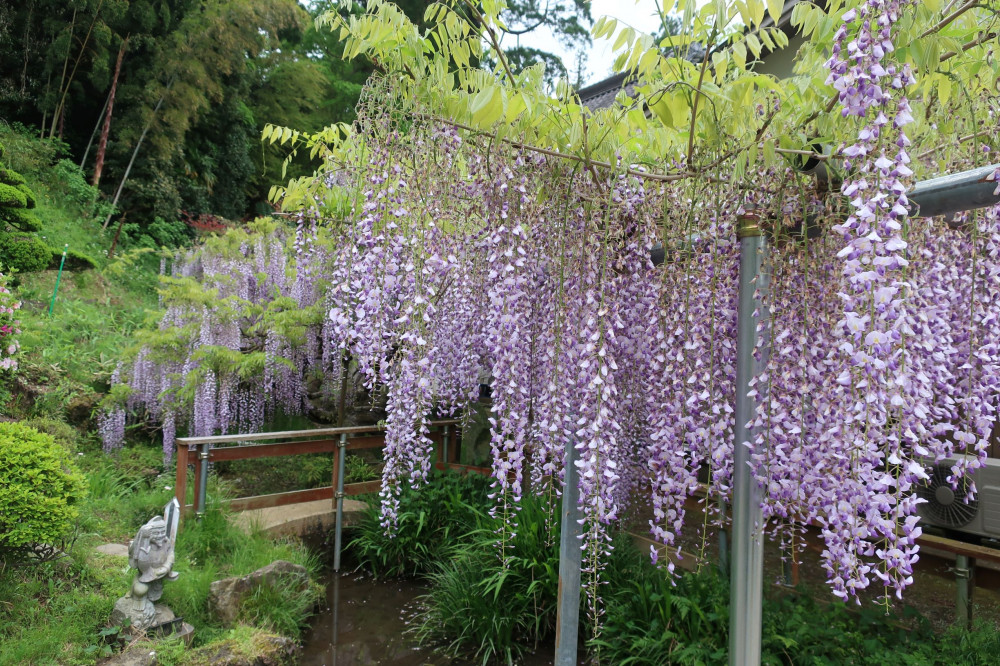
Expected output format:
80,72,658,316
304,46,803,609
909,163,1000,219
650,163,1000,266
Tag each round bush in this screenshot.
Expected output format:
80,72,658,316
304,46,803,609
0,422,88,550
0,234,51,273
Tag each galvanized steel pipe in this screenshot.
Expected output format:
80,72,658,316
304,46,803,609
196,442,210,519
555,442,582,665
333,433,348,573
729,212,769,666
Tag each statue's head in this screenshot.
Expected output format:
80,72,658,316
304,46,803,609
146,516,168,544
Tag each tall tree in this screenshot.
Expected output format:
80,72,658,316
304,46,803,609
91,35,127,186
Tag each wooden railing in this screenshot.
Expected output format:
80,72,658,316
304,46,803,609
174,419,489,516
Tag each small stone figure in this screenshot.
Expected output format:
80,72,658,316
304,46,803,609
111,498,180,632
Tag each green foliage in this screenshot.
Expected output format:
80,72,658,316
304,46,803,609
49,159,98,212
0,421,87,553
217,451,379,499
593,544,730,665
412,490,561,665
592,547,1000,665
0,233,50,273
0,438,315,665
121,215,193,249
153,625,299,666
350,469,492,578
23,416,80,451
0,551,132,666
9,263,155,423
0,139,49,273
344,453,380,484
241,578,322,637
167,504,320,643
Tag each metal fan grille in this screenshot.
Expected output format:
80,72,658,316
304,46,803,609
917,463,978,528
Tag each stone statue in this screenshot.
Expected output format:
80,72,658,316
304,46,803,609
111,498,180,632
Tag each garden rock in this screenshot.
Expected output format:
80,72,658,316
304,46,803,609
98,642,157,666
209,560,309,626
187,632,298,666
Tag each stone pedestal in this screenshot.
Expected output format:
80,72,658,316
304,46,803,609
110,595,155,632
110,601,188,638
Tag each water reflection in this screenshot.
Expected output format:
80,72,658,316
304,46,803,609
300,571,446,665
300,570,559,665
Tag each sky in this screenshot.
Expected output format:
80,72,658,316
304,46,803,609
505,0,666,87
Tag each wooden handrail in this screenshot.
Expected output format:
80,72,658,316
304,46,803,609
175,419,472,516
175,418,463,446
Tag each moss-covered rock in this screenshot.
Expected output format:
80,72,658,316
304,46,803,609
184,632,298,666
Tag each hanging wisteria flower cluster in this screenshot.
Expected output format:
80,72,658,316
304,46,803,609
316,103,745,622
0,269,20,372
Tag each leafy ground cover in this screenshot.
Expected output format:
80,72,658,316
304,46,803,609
347,471,1000,666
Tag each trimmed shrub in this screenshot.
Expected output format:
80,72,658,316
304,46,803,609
0,234,50,273
0,140,47,273
0,422,88,553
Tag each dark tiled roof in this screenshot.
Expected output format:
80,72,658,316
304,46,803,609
577,72,636,111
759,0,800,31
577,43,706,112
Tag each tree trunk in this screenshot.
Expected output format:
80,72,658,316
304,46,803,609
102,81,172,230
92,37,127,187
80,88,111,169
49,9,76,140
50,0,106,140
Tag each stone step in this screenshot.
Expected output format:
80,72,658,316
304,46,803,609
233,498,368,538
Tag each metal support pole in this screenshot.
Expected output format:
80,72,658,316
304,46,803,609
555,442,582,665
442,425,450,466
196,443,209,520
955,555,975,629
729,212,770,666
333,433,348,573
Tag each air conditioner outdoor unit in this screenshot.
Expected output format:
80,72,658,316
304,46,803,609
917,455,1000,539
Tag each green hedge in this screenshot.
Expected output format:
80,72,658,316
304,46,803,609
0,422,88,552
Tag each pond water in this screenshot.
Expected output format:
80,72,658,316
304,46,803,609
300,570,563,666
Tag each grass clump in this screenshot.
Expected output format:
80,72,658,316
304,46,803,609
350,469,492,578
165,503,321,646
154,625,297,666
0,548,132,665
412,490,561,665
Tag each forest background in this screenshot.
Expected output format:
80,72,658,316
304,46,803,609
0,0,595,252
